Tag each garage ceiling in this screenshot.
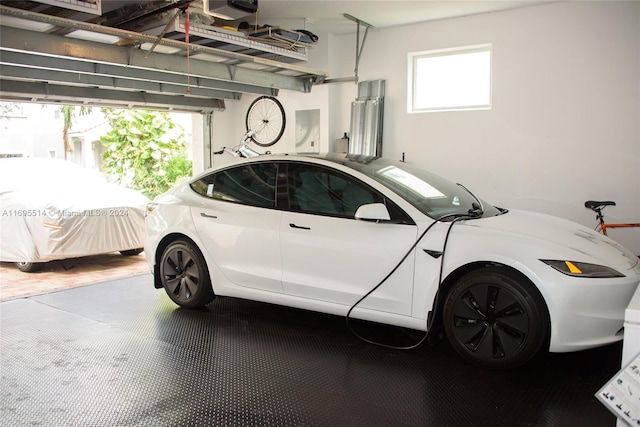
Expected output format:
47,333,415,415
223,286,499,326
257,0,553,35
0,0,549,113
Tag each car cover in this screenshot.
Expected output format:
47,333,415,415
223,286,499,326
0,158,149,263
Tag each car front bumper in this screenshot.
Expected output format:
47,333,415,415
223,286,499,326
541,267,640,353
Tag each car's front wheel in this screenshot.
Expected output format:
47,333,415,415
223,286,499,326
15,261,44,273
159,240,214,308
442,267,549,369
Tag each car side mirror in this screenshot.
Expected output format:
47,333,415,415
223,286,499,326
354,203,391,222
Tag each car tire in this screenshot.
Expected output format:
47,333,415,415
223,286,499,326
120,248,143,256
442,267,549,369
15,261,44,273
159,240,214,308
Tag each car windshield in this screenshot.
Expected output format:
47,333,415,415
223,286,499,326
335,156,502,219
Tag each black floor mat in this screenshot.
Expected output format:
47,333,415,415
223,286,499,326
0,275,620,426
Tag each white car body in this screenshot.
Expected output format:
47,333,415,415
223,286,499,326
145,153,640,367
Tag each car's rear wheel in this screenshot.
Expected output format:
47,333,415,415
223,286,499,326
442,267,548,369
159,240,214,308
15,261,44,273
120,248,143,256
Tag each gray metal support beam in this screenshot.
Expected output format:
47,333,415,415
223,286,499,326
0,64,242,101
0,26,306,93
0,80,225,113
0,50,269,98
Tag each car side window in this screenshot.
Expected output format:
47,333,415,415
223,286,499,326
190,162,277,208
287,163,409,220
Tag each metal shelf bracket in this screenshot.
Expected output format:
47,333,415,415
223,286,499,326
324,14,374,85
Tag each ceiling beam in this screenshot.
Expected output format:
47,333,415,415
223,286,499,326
0,49,278,98
0,63,242,101
0,26,306,93
0,79,226,113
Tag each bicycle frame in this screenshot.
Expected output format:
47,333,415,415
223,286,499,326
598,221,640,236
587,200,640,236
212,128,263,158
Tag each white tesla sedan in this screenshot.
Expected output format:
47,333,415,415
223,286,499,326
144,153,640,369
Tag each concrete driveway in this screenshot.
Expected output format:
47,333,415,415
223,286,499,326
0,252,150,302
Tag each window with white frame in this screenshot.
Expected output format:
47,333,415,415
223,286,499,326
408,45,492,113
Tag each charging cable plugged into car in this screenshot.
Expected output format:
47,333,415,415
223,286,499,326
345,189,485,351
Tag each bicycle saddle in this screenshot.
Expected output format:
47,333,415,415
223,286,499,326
585,200,616,210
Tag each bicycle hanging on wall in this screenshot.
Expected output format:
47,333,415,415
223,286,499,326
245,96,286,147
214,96,286,158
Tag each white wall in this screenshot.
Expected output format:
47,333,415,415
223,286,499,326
327,0,640,253
212,1,640,253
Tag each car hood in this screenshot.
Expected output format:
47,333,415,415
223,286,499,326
471,209,639,272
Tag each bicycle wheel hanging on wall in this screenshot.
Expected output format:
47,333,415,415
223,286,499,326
245,96,286,147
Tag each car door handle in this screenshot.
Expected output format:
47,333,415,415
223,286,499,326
200,212,218,219
289,223,310,230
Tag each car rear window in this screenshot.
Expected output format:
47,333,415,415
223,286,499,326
190,162,277,208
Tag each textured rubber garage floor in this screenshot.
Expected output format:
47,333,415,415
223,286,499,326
0,274,621,426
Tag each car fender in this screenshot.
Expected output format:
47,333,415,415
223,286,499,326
416,219,635,336
412,223,538,322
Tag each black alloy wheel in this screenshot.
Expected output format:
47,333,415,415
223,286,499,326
159,240,214,308
443,267,548,369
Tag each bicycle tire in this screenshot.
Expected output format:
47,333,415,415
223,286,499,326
245,96,286,147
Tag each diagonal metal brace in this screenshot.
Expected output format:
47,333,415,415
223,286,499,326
343,13,374,84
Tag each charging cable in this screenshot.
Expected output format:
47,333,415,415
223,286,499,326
345,212,478,350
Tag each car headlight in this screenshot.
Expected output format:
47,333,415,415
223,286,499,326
540,260,625,278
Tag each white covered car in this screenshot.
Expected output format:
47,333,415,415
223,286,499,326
0,157,148,272
144,153,640,368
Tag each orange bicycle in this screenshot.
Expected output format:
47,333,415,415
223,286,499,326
584,200,640,236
